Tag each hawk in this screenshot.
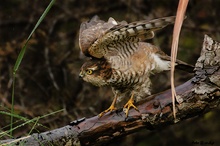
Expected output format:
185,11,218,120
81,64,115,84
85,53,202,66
79,16,193,117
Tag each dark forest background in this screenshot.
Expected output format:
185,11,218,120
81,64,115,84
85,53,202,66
0,0,220,145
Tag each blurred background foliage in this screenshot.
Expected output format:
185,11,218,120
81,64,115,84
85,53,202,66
0,0,220,145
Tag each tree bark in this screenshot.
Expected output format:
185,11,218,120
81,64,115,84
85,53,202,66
1,35,219,146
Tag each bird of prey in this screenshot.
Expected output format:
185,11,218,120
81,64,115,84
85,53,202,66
79,16,193,117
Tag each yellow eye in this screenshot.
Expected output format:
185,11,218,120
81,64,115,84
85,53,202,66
86,70,93,75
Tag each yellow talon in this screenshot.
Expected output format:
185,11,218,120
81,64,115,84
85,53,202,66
99,96,117,117
99,105,117,117
123,93,139,117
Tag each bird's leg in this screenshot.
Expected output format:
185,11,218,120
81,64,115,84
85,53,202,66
123,92,139,117
99,96,118,117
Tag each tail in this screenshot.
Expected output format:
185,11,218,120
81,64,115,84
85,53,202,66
175,59,195,73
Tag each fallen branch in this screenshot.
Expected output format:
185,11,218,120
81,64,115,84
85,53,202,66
1,35,219,146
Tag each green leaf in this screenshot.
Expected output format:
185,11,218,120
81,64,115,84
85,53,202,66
10,0,56,136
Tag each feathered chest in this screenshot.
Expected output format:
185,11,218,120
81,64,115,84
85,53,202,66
107,48,152,87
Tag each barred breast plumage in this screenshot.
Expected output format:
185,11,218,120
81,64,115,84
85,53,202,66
79,16,194,117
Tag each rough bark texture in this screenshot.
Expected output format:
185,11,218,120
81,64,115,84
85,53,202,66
1,35,220,146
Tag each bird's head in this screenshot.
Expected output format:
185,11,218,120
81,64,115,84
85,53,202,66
79,58,112,87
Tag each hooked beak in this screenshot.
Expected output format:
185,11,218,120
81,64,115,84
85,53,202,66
79,71,84,78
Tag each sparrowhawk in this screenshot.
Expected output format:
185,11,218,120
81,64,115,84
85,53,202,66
79,16,193,117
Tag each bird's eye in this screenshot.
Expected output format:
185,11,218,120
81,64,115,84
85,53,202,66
86,70,93,75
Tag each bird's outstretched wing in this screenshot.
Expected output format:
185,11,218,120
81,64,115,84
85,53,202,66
79,16,175,59
79,16,120,57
